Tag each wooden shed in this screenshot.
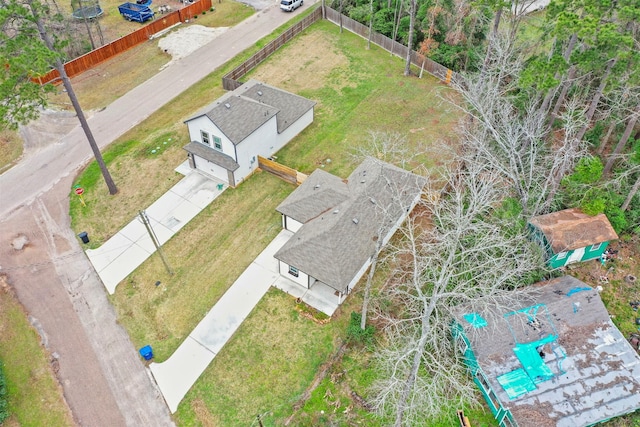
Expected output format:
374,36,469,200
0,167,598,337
527,208,618,269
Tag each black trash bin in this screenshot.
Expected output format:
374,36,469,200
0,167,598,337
78,232,90,244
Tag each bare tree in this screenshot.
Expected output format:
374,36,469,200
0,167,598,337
368,159,544,426
351,132,429,330
403,0,417,76
603,102,640,176
622,173,640,212
449,33,588,216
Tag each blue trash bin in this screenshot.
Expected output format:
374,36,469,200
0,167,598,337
139,345,153,360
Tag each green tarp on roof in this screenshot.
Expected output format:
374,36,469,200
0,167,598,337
514,339,555,384
463,313,488,328
497,369,536,400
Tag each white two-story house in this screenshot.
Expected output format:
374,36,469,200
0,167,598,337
183,79,316,186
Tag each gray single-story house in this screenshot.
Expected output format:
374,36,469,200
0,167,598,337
273,157,426,302
527,208,618,269
183,79,316,187
452,276,640,427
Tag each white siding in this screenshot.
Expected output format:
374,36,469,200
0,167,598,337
186,116,236,160
274,109,314,151
279,260,309,288
284,216,303,233
233,117,278,185
194,155,229,183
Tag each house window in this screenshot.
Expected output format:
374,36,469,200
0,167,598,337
556,251,567,260
591,242,602,251
288,266,299,277
213,136,222,150
201,131,210,146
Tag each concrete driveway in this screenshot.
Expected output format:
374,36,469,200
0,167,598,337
87,164,226,294
0,2,318,424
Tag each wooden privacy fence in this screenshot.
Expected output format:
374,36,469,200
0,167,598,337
258,156,307,185
222,7,323,90
37,0,212,84
223,6,455,90
323,6,455,83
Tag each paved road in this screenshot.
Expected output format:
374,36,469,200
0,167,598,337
0,2,316,425
1,2,312,219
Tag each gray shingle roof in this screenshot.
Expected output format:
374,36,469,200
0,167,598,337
239,80,316,134
183,142,240,171
528,208,618,253
204,96,277,145
274,158,426,292
275,169,349,223
184,80,315,144
455,276,640,427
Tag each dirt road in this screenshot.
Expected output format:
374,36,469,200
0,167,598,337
0,182,170,426
0,3,315,425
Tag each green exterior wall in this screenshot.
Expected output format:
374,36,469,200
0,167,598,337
527,223,611,269
547,241,610,269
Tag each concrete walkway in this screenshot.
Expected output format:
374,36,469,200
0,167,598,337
0,2,319,425
150,229,294,413
149,225,352,412
86,165,226,294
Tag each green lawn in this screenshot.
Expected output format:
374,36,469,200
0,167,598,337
65,13,640,426
0,287,73,427
70,18,461,425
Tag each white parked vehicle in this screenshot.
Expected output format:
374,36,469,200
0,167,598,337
280,0,302,12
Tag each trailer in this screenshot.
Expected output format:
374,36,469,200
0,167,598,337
118,2,154,22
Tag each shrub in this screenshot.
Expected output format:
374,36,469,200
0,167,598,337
346,312,375,347
0,360,8,423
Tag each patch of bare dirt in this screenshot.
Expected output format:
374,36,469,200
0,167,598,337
191,398,220,427
18,109,81,155
250,30,351,93
157,25,229,66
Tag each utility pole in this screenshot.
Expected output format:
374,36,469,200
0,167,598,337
138,210,174,276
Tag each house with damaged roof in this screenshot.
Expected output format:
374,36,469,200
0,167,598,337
452,276,640,427
273,157,426,305
183,79,316,187
528,208,618,269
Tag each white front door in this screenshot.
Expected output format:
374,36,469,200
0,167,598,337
567,247,585,264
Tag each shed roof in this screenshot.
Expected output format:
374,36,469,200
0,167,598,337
528,208,618,253
456,276,640,427
274,157,426,292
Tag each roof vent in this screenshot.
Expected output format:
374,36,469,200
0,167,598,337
257,91,263,96
361,180,366,184
224,103,231,109
352,218,359,224
314,184,320,189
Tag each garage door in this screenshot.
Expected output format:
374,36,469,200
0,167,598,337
195,155,229,184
